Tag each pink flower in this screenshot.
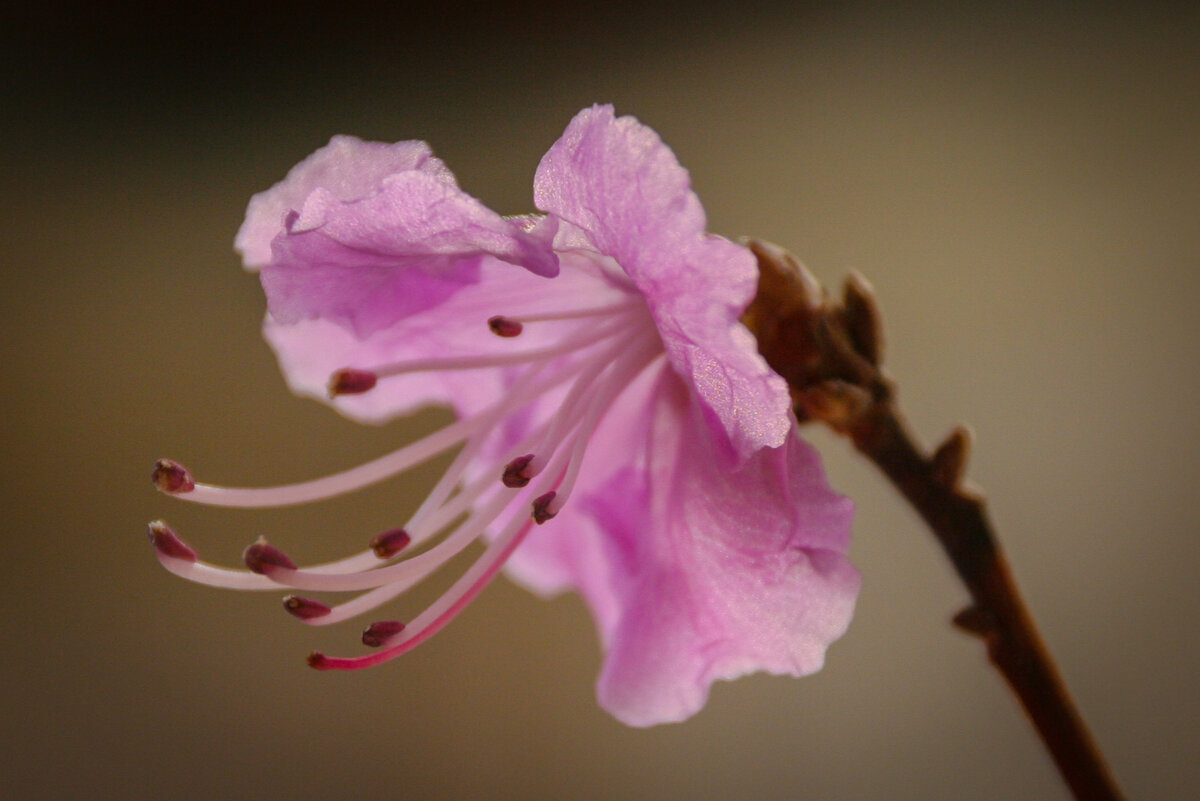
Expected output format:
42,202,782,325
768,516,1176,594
150,105,859,726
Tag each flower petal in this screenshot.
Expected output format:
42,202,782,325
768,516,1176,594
534,105,791,460
534,105,705,286
652,273,793,462
509,369,858,727
262,171,558,339
236,135,455,269
602,411,857,724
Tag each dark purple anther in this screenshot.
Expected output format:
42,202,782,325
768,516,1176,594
487,315,523,338
147,520,198,562
283,595,331,620
369,528,412,559
362,620,407,647
152,459,195,494
243,538,297,573
502,454,535,488
328,368,378,396
532,491,558,525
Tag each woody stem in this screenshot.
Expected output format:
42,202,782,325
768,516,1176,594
743,238,1125,801
846,398,1124,801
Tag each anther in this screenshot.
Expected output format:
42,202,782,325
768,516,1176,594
152,459,195,494
531,491,559,525
306,651,330,669
502,454,535,488
362,620,407,647
487,315,523,338
369,528,412,559
243,537,297,574
283,595,331,620
147,520,197,562
328,368,378,397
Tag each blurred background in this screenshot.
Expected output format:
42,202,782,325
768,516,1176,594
2,2,1197,799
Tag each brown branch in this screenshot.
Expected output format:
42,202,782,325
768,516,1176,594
744,239,1125,801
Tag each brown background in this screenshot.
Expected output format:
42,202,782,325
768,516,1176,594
2,2,1197,799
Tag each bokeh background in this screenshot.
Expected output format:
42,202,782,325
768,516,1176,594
2,2,1197,799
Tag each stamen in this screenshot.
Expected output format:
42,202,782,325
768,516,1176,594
152,460,195,494
494,298,643,325
283,596,331,620
307,514,536,671
147,520,197,562
405,469,503,547
162,350,591,509
370,528,411,559
328,368,378,397
487,316,523,337
365,317,629,381
154,526,398,590
150,542,277,590
154,411,554,599
397,427,490,538
361,620,406,647
501,454,534,488
154,297,664,663
243,538,297,573
248,472,548,592
290,427,554,627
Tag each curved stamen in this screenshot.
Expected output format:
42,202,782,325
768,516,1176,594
365,314,632,380
148,522,390,590
152,552,279,590
308,514,537,670
287,421,564,626
401,414,553,547
149,521,273,589
149,379,561,593
253,469,551,593
156,351,593,508
493,298,644,326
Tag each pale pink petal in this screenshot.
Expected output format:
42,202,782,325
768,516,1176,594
534,105,705,283
535,106,791,460
511,371,857,726
262,170,557,340
236,135,455,269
